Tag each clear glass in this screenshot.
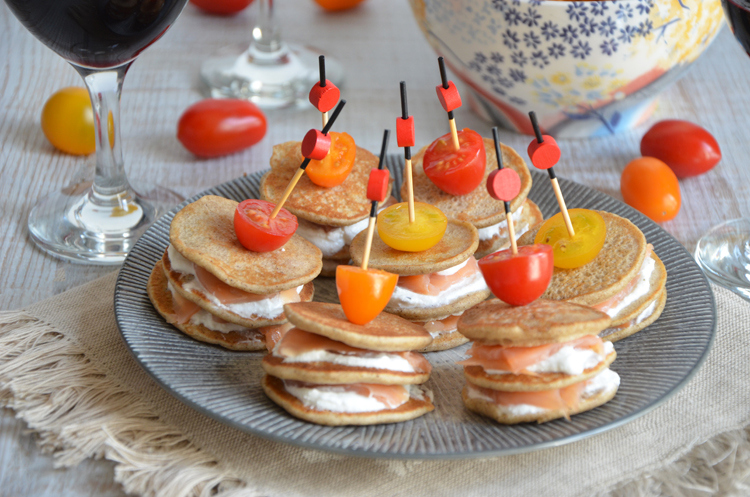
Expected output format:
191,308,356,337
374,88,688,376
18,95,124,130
201,0,344,108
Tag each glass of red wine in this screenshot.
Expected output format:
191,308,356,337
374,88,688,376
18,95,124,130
6,0,189,264
695,0,750,299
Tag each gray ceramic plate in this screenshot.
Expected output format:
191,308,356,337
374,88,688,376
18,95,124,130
114,157,716,459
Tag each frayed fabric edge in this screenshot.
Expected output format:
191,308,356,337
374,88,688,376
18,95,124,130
0,310,258,497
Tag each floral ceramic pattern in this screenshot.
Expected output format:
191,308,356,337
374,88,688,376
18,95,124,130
409,0,724,137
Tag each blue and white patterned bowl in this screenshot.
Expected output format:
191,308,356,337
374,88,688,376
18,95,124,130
409,0,724,138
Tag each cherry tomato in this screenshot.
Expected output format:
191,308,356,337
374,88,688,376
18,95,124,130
478,244,553,306
423,128,486,196
305,132,356,188
177,99,266,158
313,0,367,11
377,202,447,252
621,157,681,223
641,120,721,178
534,209,607,269
41,87,95,155
191,0,254,15
234,199,298,252
336,265,398,325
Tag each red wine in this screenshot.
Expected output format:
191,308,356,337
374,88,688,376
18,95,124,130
5,0,188,68
723,0,750,55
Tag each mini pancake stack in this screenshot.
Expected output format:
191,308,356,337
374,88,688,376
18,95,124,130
148,195,322,351
350,220,491,352
261,141,394,277
458,299,620,424
261,302,434,425
407,139,543,259
519,211,667,342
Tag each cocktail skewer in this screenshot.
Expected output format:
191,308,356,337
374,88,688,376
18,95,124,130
487,127,522,256
309,55,341,128
397,81,416,223
436,57,462,151
362,130,391,270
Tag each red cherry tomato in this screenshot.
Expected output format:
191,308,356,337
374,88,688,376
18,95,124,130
191,0,254,15
640,120,721,178
621,157,681,223
478,244,553,306
422,128,486,196
177,99,266,158
234,199,298,252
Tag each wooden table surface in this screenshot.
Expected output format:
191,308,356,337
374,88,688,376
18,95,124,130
1,0,747,494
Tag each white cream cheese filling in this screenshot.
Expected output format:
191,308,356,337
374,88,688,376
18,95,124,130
634,299,658,325
607,256,657,319
477,205,526,242
283,382,431,413
390,264,488,310
273,346,417,373
484,341,614,376
167,244,302,320
466,368,620,416
296,204,389,258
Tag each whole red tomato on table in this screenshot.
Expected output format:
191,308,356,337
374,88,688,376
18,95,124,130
640,120,721,178
191,0,254,15
177,99,266,158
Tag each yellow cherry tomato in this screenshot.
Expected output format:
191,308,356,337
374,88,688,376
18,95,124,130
377,202,447,252
534,209,606,269
336,265,398,325
41,87,95,155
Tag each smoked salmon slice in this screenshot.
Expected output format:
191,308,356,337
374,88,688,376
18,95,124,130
470,381,585,411
193,264,301,306
592,244,653,314
260,322,294,352
276,328,431,373
460,335,604,375
285,380,411,409
419,315,461,334
398,257,479,296
170,287,201,324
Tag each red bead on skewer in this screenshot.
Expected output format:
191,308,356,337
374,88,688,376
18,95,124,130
527,135,561,170
396,115,415,148
367,169,390,203
436,81,462,114
309,79,340,113
301,129,331,161
487,168,521,202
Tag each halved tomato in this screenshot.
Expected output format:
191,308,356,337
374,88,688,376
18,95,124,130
478,244,553,306
234,199,298,252
305,131,356,188
422,128,486,196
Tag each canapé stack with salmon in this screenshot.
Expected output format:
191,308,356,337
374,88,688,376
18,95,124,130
148,195,322,351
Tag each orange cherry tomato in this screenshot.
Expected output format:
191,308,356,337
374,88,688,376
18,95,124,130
336,265,398,325
313,0,366,11
41,87,95,155
234,199,298,252
621,157,681,223
377,202,447,252
191,0,254,15
305,132,356,188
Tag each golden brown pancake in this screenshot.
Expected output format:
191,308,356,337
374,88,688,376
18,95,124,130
384,289,491,322
284,302,433,352
601,287,667,342
350,220,479,275
262,375,434,426
407,139,532,228
170,195,323,294
607,252,667,327
475,199,544,259
419,329,470,353
261,141,392,226
458,299,612,347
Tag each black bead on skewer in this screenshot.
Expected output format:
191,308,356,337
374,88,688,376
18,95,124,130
400,81,411,161
438,57,454,120
492,127,511,216
528,111,556,181
319,55,326,87
300,99,346,170
371,129,390,217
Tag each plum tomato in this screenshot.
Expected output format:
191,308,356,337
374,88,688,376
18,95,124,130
191,0,254,15
336,265,398,325
377,202,447,252
478,244,553,306
177,99,266,158
640,120,721,178
234,199,298,252
305,132,356,188
313,0,367,11
422,128,486,196
534,209,607,269
621,157,681,223
41,87,95,155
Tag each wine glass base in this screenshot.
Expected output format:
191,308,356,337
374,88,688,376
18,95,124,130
695,218,750,301
28,181,184,265
200,43,344,109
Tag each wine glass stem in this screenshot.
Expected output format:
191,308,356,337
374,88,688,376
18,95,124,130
75,64,134,204
251,0,282,54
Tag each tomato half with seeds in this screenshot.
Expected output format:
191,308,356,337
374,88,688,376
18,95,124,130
234,199,298,252
478,244,553,306
422,128,486,196
377,202,447,252
534,209,607,269
305,131,356,188
336,265,398,325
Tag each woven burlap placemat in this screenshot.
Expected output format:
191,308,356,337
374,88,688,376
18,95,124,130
0,272,747,496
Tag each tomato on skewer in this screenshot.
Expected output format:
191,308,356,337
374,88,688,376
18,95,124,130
377,202,447,252
336,265,398,325
422,128,486,196
534,209,606,269
234,199,298,252
478,245,553,306
305,131,356,188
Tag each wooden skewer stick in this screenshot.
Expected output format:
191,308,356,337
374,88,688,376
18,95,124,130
270,100,347,219
362,130,390,271
492,128,518,256
400,82,415,224
319,56,329,128
438,57,460,151
528,111,575,238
